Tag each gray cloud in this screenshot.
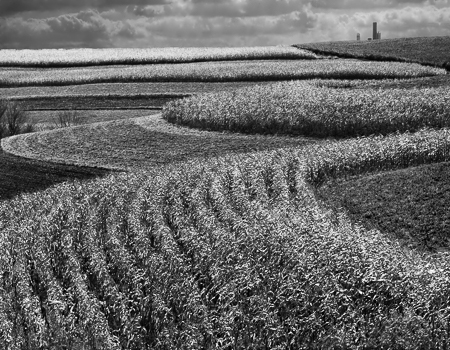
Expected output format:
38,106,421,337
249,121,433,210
0,9,142,48
309,0,428,9
159,0,308,18
0,0,448,48
0,0,169,16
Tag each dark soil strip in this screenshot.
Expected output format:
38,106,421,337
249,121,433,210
0,149,114,201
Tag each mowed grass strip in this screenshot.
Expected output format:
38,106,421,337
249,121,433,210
0,59,444,87
0,46,317,67
295,36,450,69
1,115,316,171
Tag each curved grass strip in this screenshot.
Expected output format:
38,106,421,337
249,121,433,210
0,59,444,87
2,127,450,348
1,115,315,171
163,80,450,138
0,46,317,67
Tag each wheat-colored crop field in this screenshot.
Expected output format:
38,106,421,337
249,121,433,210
0,59,444,87
0,46,317,67
1,41,450,349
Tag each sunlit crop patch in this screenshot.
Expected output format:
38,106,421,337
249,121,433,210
2,126,450,348
163,79,450,137
0,59,444,87
0,46,317,67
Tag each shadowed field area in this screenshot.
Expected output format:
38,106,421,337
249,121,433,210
295,36,450,69
318,161,450,252
0,149,112,200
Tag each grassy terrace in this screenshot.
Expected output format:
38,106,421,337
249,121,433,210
295,36,450,69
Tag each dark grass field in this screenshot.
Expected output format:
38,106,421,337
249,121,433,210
295,36,450,69
318,161,450,252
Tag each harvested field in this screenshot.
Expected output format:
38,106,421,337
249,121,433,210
295,36,450,69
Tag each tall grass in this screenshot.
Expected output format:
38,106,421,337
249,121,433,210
2,128,450,349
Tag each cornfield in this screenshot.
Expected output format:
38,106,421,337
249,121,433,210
0,59,444,87
2,127,450,349
0,46,318,67
163,80,450,137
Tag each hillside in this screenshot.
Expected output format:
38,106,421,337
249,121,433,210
2,41,450,349
295,36,450,69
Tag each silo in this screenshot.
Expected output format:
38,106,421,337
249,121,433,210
373,22,377,40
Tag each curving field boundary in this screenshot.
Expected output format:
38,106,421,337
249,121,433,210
1,114,317,171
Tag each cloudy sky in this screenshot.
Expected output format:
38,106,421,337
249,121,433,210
0,0,449,49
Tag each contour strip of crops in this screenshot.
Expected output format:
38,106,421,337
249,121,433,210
0,46,318,67
162,80,450,137
2,127,450,349
0,60,445,87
